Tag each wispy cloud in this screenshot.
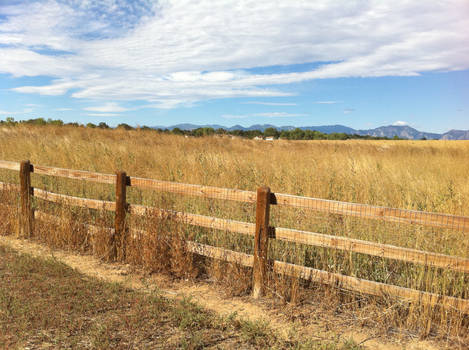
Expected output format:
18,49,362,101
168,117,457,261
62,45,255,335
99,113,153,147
243,101,297,106
392,120,409,126
314,101,341,104
86,113,121,117
0,108,33,115
343,108,355,114
55,108,73,111
1,1,469,109
84,102,129,113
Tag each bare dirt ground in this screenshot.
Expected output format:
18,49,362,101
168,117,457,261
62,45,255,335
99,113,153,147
0,235,448,350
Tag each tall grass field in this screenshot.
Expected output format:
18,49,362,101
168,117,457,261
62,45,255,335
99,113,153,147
0,125,468,342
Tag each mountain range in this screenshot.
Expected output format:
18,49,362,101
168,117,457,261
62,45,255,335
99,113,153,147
153,124,469,140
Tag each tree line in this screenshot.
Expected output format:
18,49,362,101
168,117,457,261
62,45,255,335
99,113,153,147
0,117,400,140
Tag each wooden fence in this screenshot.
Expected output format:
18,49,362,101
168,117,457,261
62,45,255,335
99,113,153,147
0,159,468,313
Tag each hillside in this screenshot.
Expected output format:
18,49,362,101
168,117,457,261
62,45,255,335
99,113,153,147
158,124,468,140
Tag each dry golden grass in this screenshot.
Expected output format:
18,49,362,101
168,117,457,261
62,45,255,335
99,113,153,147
0,125,468,342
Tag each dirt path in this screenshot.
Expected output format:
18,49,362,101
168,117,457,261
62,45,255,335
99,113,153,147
0,235,443,350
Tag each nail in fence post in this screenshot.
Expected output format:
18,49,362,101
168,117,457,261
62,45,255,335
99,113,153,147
253,186,271,299
18,160,32,238
112,171,127,261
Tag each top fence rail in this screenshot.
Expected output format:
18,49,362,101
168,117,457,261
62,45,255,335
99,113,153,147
1,160,468,232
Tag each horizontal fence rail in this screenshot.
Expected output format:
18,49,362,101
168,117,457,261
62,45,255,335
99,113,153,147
274,227,469,273
274,193,469,232
1,159,468,313
129,176,257,203
0,160,20,171
33,188,116,211
130,203,255,236
33,165,116,184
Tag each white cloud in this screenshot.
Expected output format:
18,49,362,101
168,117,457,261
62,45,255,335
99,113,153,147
55,108,73,111
343,108,355,114
86,113,121,117
243,101,297,106
393,120,409,126
84,102,129,113
1,0,468,109
314,101,341,104
0,108,33,115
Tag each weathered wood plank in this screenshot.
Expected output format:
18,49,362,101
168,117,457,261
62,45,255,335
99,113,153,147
33,165,116,184
33,188,116,211
273,260,469,314
274,193,469,232
253,186,271,298
186,241,254,267
18,160,32,238
129,204,255,235
112,171,127,261
129,176,257,203
274,227,469,273
0,160,20,171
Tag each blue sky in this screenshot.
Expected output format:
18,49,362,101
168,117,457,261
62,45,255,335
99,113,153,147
0,0,468,133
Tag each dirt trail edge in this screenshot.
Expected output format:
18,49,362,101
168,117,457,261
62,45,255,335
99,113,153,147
0,235,441,350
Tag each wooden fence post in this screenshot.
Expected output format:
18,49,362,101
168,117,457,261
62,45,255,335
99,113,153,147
18,160,32,238
111,171,127,261
252,186,271,298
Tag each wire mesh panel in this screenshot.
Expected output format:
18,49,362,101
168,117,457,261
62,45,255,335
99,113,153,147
269,190,469,307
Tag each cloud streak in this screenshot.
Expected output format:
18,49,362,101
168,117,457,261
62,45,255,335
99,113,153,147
84,102,129,113
314,101,341,104
243,101,297,106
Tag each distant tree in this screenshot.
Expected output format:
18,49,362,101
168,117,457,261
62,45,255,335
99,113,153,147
172,127,184,135
98,122,110,129
264,127,280,138
23,117,47,125
47,118,64,126
5,117,16,126
86,123,97,128
192,127,215,137
65,122,81,127
117,123,133,130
